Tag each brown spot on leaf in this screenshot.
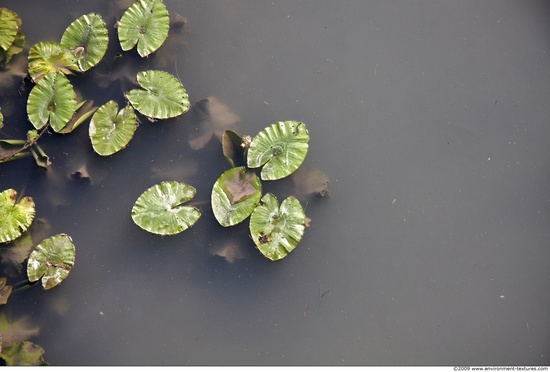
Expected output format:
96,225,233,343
224,169,257,204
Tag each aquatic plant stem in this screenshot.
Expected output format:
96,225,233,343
0,124,50,163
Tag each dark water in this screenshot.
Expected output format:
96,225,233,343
1,0,550,366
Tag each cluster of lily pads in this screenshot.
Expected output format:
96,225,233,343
1,0,185,292
0,0,326,364
1,0,188,165
132,120,311,261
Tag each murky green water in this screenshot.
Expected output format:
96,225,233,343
1,0,550,366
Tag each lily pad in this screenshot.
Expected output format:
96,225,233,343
0,189,35,244
60,12,108,72
117,0,170,57
27,234,75,290
249,193,306,261
131,181,201,235
26,72,77,132
247,121,309,180
89,100,137,156
125,70,189,120
0,8,20,51
0,218,51,277
211,166,262,227
0,9,24,67
27,42,78,82
0,341,46,366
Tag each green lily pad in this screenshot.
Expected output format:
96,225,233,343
60,12,108,72
125,70,189,120
0,9,24,67
247,121,309,180
0,8,20,51
27,234,75,290
131,181,201,235
117,0,170,57
211,166,262,227
0,341,47,366
0,218,51,277
0,189,35,244
27,42,78,82
26,72,77,132
249,193,306,261
89,100,137,156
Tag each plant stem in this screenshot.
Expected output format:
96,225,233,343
0,125,50,162
11,279,37,294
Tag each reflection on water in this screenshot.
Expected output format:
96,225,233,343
2,0,550,366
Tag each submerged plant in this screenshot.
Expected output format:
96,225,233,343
0,313,45,366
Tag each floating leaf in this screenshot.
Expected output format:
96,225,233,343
27,42,78,82
0,8,20,51
125,70,189,120
0,28,24,67
0,341,46,366
247,121,309,180
89,100,137,156
249,193,306,261
117,0,170,57
26,72,77,132
27,234,75,290
211,166,262,227
0,218,51,277
0,189,35,244
131,181,201,235
60,13,108,72
222,130,246,167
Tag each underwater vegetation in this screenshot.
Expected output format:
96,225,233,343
0,0,329,365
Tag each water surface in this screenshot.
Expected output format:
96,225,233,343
1,0,550,366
